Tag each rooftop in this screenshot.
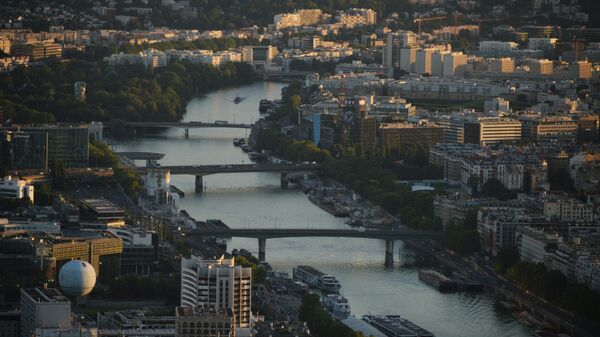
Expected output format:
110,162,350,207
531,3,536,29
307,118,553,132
22,287,69,303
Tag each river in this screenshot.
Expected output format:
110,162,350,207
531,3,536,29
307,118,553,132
114,81,530,337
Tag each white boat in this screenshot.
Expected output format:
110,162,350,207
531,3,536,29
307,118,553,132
322,294,351,319
293,265,342,293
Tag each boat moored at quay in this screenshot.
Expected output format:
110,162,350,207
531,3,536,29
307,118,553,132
293,265,342,293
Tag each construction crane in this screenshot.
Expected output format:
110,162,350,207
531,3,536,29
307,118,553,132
413,16,446,34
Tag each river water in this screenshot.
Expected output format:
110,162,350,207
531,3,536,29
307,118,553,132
114,82,530,337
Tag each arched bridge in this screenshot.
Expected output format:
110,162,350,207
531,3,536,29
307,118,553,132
185,228,442,266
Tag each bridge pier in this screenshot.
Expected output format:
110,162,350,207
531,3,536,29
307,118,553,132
184,128,189,138
280,173,288,189
146,159,158,168
385,239,395,267
195,175,203,192
258,238,266,262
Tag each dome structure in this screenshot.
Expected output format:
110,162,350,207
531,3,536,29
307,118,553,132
58,260,96,296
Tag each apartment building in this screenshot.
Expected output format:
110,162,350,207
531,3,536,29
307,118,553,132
463,118,522,145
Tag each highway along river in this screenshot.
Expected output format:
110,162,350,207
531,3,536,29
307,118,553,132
114,81,529,337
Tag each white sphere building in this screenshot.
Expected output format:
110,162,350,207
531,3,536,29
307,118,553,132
58,260,97,297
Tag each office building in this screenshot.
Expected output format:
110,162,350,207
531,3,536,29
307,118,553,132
241,45,278,72
351,117,377,148
12,42,62,61
20,288,71,337
520,116,577,143
0,130,48,170
517,226,561,263
382,31,417,77
9,125,90,168
576,115,599,143
379,123,444,149
176,306,235,337
0,176,34,202
569,61,592,79
463,118,521,145
442,52,467,77
181,255,252,329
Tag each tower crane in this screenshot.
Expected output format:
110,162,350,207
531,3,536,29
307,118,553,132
413,16,446,34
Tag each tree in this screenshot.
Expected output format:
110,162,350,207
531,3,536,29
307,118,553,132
495,248,519,274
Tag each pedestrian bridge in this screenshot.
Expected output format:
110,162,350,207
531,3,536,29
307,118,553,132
185,228,443,266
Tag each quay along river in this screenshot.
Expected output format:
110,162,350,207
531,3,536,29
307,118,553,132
114,81,530,337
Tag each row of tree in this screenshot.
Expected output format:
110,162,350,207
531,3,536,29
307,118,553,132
506,261,600,324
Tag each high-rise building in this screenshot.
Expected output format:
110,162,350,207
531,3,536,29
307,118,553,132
399,47,418,73
20,288,71,337
442,52,467,76
181,255,252,329
176,306,235,337
382,31,417,77
415,48,435,75
463,118,521,145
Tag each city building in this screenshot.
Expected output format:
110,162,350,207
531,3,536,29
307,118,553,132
12,42,62,61
379,122,444,149
241,45,278,72
180,255,252,330
490,58,515,73
463,118,522,145
74,81,86,101
399,47,418,73
144,169,178,206
175,306,235,337
517,226,561,263
528,59,553,75
0,176,34,202
483,97,511,114
108,227,160,276
79,198,126,228
415,48,435,75
543,196,596,223
273,9,327,30
520,116,577,143
336,8,376,28
20,288,71,337
568,60,592,79
0,218,60,235
0,130,48,170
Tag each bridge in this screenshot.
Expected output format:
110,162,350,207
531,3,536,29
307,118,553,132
133,163,320,189
117,121,252,137
185,228,443,266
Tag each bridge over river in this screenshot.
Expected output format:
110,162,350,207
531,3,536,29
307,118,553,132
133,163,320,189
185,228,443,266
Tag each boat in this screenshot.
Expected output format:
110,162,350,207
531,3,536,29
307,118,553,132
249,151,268,161
234,96,242,104
322,294,351,319
233,138,246,146
293,265,342,293
308,194,349,217
241,144,251,152
363,315,435,337
418,269,457,293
